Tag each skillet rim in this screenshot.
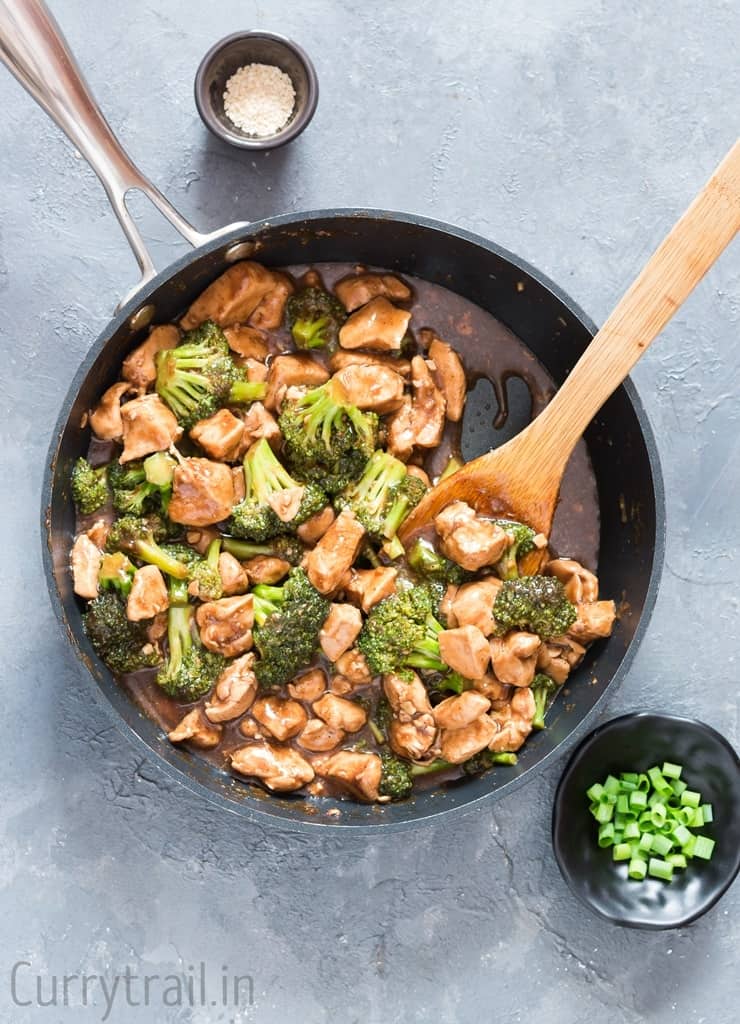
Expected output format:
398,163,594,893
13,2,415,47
40,207,666,833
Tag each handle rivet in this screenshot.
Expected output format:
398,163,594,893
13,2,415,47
224,240,255,262
128,303,155,332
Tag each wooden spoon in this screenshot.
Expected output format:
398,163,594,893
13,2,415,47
399,140,740,544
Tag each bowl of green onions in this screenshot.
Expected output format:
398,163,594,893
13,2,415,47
552,712,740,929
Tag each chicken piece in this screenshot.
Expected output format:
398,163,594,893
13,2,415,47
334,272,412,312
306,508,366,595
490,631,541,687
385,396,415,461
438,625,491,679
248,270,294,330
230,742,314,792
89,382,133,441
189,409,245,462
85,520,110,549
334,649,373,684
252,696,308,741
181,261,276,330
243,555,291,585
196,594,254,657
406,464,431,488
126,565,169,622
119,394,182,464
168,458,235,527
328,675,356,696
440,584,459,626
472,674,513,709
435,501,509,571
433,691,491,731
425,334,467,422
168,709,222,749
201,653,257,722
568,601,616,643
146,611,168,644
409,355,446,448
218,552,249,596
297,719,345,753
441,716,497,763
313,750,384,802
121,324,179,390
288,667,327,702
223,323,269,360
241,402,281,449
244,357,269,383
546,557,599,604
319,603,363,661
450,578,502,637
186,528,219,555
71,533,101,599
239,719,263,739
312,693,367,733
383,672,437,760
343,566,398,613
488,687,536,752
339,297,411,352
331,363,405,414
297,506,335,544
536,636,586,685
232,467,246,503
264,354,330,411
329,349,411,379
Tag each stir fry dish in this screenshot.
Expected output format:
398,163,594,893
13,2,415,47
69,261,617,804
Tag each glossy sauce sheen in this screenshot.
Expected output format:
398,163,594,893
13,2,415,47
88,263,601,795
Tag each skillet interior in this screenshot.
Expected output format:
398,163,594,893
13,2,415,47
43,210,664,832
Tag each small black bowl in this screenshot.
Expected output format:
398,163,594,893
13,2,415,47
552,712,740,929
194,31,318,149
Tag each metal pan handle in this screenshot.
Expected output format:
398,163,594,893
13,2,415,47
0,0,246,310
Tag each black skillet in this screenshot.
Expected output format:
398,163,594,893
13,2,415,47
1,0,664,832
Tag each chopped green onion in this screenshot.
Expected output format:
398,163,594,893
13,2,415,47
603,775,621,795
586,783,604,802
598,822,615,847
623,821,640,841
648,858,674,881
628,858,647,880
629,790,648,811
637,774,650,792
638,832,653,853
701,803,713,823
662,762,682,779
594,802,614,824
690,807,704,828
613,842,632,861
672,824,692,847
668,853,687,869
682,834,696,858
670,778,687,797
651,833,673,857
693,836,715,860
650,803,667,828
680,790,701,809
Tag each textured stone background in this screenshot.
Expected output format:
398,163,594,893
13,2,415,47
0,1,738,1021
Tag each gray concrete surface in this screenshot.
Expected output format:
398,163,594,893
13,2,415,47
1,0,738,1021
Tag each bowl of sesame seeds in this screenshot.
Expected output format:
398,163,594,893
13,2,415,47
195,31,318,149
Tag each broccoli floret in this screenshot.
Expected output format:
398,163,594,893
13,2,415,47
221,535,304,566
98,552,136,598
493,575,577,640
71,457,108,515
378,751,413,801
335,451,427,550
156,577,225,701
357,584,446,677
228,439,327,542
407,537,467,586
83,591,162,675
285,286,346,351
493,519,537,580
252,568,330,689
532,672,559,730
279,378,379,494
106,515,190,579
155,320,265,429
188,537,223,601
462,750,519,775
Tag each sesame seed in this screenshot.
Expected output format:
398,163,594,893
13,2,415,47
222,63,296,137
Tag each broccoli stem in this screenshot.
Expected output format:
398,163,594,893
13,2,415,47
230,380,267,404
490,752,518,765
409,759,453,777
134,537,190,579
222,538,275,559
438,455,463,482
368,720,386,745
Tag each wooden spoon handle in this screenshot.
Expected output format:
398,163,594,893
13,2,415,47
531,140,740,462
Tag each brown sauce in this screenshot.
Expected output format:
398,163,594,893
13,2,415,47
84,262,601,800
